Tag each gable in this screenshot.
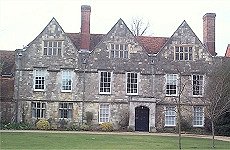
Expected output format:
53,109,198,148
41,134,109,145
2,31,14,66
0,50,15,76
158,20,212,61
22,18,79,69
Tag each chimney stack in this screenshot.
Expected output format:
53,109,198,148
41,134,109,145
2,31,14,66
203,13,216,56
80,5,91,51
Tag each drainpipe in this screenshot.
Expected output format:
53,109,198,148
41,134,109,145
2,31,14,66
82,58,87,125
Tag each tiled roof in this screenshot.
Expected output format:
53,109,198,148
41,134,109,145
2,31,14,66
66,33,104,51
225,44,230,57
0,50,15,76
67,33,168,54
136,36,169,54
0,77,14,100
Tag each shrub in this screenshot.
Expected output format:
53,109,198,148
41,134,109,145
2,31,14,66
80,124,90,131
100,122,113,132
36,119,50,130
86,111,94,125
0,122,33,130
58,119,68,130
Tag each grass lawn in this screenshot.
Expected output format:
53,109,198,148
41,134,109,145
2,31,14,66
1,132,229,149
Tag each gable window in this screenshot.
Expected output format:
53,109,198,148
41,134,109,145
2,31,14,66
193,106,204,127
32,102,46,118
62,70,72,92
59,103,73,119
166,74,178,96
175,46,193,61
126,72,138,95
99,103,110,123
165,106,176,126
34,69,46,91
43,41,62,56
99,71,112,94
192,75,204,96
110,43,128,58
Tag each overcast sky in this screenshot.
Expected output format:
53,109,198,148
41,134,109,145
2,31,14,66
0,0,229,56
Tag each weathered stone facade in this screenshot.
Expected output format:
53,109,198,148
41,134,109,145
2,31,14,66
14,5,222,132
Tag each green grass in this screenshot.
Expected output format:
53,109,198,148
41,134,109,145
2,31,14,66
1,132,229,149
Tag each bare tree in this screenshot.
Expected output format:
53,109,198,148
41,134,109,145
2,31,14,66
130,17,150,36
204,59,230,148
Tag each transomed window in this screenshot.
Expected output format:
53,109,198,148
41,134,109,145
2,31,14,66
126,72,138,95
32,102,46,118
110,43,128,58
166,74,178,96
43,41,62,56
59,103,73,119
34,69,46,91
165,106,176,126
193,106,204,127
99,71,112,94
62,70,72,92
175,46,193,61
192,75,204,96
99,103,110,123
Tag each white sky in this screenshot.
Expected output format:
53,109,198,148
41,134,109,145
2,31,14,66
0,0,229,56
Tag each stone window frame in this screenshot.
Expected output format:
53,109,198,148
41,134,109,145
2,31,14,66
33,68,46,91
165,74,178,96
126,72,139,95
61,70,73,92
99,103,110,123
164,106,176,127
43,40,63,56
193,106,204,127
174,45,193,61
192,74,204,97
31,102,46,118
109,43,129,59
58,103,73,119
99,71,112,94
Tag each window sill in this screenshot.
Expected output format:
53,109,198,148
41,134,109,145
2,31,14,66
193,125,204,127
99,92,111,95
164,125,176,127
126,93,138,96
61,90,72,93
34,89,45,92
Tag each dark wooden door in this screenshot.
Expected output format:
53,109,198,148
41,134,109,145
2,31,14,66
135,106,149,132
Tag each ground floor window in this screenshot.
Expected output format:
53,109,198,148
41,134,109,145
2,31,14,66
165,106,176,126
193,106,204,127
99,103,110,123
59,103,73,119
32,102,46,118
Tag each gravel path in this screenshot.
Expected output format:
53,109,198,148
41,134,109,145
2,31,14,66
1,130,230,142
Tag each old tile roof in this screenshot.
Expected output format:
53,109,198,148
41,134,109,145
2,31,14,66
225,44,230,57
0,77,14,100
66,33,168,54
136,36,169,54
0,50,15,76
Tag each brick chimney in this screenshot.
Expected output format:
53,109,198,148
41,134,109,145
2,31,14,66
80,5,91,50
203,13,216,56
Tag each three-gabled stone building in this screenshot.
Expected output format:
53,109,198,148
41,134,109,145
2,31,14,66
14,5,220,132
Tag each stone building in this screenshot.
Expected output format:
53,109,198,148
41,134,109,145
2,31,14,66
14,5,222,132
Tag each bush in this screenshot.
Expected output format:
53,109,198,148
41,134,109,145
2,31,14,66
0,122,33,130
36,119,50,130
80,124,90,131
86,111,94,125
100,122,113,132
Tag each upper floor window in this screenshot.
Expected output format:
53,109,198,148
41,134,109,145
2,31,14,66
34,69,46,91
165,106,176,126
175,46,193,61
126,72,138,95
193,106,204,127
99,103,110,123
110,43,128,58
192,75,204,96
99,71,112,94
166,74,178,96
32,102,46,118
59,103,73,119
43,41,62,56
62,70,72,92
